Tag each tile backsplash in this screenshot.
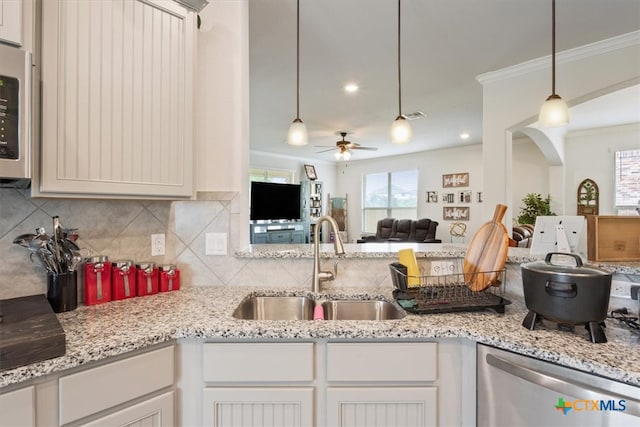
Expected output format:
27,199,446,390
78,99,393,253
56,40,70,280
0,187,244,299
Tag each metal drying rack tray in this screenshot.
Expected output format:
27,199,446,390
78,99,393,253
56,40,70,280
389,261,511,314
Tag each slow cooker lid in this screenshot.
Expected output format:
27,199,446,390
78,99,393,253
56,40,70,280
521,252,611,278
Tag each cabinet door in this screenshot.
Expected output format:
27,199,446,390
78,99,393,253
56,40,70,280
0,0,22,45
79,391,174,427
0,386,35,427
203,388,314,427
327,387,437,427
40,0,194,198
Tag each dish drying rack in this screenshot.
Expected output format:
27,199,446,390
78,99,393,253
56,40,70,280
389,260,511,314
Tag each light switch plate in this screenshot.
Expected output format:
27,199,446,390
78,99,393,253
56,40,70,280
206,233,228,256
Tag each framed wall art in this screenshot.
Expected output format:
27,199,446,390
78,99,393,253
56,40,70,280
304,164,317,180
443,206,470,221
442,172,469,188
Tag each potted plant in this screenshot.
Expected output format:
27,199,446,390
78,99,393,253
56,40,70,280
517,193,555,225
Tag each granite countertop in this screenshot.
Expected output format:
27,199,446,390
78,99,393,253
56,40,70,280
236,243,640,275
1,286,639,389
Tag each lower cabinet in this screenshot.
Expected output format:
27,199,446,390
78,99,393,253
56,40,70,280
201,342,314,426
195,340,468,427
78,391,174,427
202,388,314,426
0,385,35,427
326,342,438,427
327,387,437,427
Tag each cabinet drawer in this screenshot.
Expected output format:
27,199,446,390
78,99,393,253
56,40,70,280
327,342,437,382
0,386,35,427
59,345,174,425
203,343,314,382
268,232,292,243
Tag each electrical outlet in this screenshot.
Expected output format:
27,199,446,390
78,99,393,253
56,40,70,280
151,233,165,256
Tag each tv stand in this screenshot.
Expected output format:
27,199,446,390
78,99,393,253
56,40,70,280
250,221,305,244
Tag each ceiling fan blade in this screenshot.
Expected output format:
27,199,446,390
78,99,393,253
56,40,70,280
315,145,337,148
351,146,378,151
316,148,336,153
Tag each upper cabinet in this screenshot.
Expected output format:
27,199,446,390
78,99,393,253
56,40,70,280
39,0,196,198
0,0,22,46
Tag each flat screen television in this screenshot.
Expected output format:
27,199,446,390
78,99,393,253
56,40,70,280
250,181,302,221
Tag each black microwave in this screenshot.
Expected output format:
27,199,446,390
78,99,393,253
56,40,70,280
0,44,31,180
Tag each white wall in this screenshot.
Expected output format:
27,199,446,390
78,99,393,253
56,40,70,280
564,123,640,215
335,145,484,243
511,137,550,221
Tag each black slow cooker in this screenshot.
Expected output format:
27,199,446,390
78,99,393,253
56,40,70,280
521,252,612,343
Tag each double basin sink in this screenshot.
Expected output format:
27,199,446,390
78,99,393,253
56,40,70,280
233,295,406,321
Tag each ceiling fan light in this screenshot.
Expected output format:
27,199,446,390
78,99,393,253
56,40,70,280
539,94,569,127
334,151,342,160
342,150,351,161
287,118,308,146
390,116,412,144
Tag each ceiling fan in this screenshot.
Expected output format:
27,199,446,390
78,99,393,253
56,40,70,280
316,132,378,160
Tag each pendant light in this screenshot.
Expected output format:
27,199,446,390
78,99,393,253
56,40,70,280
539,0,569,126
287,0,308,146
390,0,411,144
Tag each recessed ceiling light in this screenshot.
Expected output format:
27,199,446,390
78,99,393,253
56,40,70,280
460,132,470,140
344,83,359,93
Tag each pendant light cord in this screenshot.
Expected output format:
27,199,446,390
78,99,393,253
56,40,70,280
296,0,301,120
551,0,556,96
397,0,402,117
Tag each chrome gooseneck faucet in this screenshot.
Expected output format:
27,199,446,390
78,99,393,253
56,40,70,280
312,215,345,292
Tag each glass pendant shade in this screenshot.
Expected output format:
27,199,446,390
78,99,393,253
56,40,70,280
390,116,412,144
287,118,308,146
342,150,351,161
334,151,342,160
539,94,569,127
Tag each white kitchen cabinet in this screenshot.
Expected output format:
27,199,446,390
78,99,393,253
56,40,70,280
39,0,195,198
0,0,22,46
203,388,314,427
0,385,35,427
326,342,438,427
327,387,437,427
59,345,175,425
79,391,175,427
201,342,315,427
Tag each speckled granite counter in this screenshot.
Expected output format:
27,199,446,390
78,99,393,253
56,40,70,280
236,243,640,275
1,286,639,389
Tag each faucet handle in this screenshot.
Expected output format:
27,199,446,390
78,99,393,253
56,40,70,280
333,261,339,277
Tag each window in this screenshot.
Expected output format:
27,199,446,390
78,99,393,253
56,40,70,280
614,149,640,215
363,170,418,232
249,168,294,184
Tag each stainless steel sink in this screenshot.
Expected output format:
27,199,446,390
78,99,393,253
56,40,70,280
232,296,315,320
320,300,406,320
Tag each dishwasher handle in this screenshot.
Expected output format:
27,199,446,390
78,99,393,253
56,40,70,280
486,353,640,418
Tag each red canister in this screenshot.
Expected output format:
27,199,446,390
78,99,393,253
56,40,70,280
84,256,112,305
112,260,136,300
159,264,180,292
136,262,159,296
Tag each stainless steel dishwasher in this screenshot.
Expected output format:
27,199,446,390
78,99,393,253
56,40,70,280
477,344,640,426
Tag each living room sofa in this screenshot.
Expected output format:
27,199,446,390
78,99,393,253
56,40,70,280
359,218,441,243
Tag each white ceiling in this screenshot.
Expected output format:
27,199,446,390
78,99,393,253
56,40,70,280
249,0,640,162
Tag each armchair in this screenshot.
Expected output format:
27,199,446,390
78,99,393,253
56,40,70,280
414,218,441,243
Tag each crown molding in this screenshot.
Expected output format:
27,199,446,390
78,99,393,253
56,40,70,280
477,31,640,85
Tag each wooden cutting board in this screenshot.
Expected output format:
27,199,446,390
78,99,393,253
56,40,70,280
0,294,66,371
463,204,509,291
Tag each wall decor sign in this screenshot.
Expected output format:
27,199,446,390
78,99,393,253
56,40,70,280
426,191,438,203
477,192,483,203
442,193,455,204
443,206,470,221
442,172,469,188
459,190,472,203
